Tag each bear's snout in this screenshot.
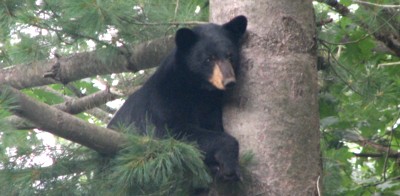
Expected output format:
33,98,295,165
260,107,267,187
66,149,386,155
209,60,236,90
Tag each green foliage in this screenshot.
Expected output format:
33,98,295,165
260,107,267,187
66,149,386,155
0,87,15,131
1,0,400,195
0,0,213,195
0,134,212,196
0,0,208,66
316,0,400,194
109,134,212,195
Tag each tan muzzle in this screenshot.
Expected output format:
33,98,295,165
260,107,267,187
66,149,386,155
209,61,236,90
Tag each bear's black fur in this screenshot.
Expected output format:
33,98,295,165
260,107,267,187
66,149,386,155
108,16,247,181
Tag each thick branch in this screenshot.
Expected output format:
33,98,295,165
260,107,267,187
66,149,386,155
0,36,174,89
6,88,119,130
0,86,125,155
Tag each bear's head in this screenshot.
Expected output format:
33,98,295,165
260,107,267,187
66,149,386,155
175,16,247,90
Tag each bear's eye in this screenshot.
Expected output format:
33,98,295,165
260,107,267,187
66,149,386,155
206,55,215,63
227,53,233,61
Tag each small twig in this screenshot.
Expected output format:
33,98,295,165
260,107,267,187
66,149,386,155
316,175,321,196
383,130,394,181
378,61,400,68
43,54,65,83
354,152,400,158
318,40,363,96
353,0,400,8
117,15,206,26
174,0,179,21
358,139,392,153
362,176,400,189
382,112,400,181
130,21,207,26
66,84,85,97
316,18,333,27
318,33,370,45
32,22,120,50
322,0,350,16
95,76,110,90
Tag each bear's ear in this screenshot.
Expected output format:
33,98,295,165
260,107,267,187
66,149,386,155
223,15,247,41
175,28,198,50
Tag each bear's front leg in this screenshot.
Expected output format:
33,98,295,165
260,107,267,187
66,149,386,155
185,128,241,181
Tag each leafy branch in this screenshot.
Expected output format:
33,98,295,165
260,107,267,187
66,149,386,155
319,40,364,96
320,0,400,56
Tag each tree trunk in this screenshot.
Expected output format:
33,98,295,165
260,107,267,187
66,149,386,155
210,0,321,195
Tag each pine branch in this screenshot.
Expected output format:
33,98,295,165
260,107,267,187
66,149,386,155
0,35,174,89
0,86,125,155
0,159,94,181
111,136,211,194
320,0,400,57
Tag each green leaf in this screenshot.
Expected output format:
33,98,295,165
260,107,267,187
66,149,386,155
340,0,353,6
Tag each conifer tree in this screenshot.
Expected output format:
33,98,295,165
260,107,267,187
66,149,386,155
0,1,212,195
1,0,400,195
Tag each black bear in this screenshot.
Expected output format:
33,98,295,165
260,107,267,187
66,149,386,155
108,15,247,181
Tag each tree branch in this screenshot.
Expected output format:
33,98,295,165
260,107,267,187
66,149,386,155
318,0,350,16
54,88,118,115
6,88,119,130
0,86,125,155
0,35,174,89
354,153,400,158
353,137,396,154
353,0,400,8
320,0,400,57
378,61,400,67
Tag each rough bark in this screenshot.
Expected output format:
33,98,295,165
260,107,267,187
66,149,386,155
210,0,321,195
1,86,125,155
0,36,174,89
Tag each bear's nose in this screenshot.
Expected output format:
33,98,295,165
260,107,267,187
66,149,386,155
223,77,236,89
